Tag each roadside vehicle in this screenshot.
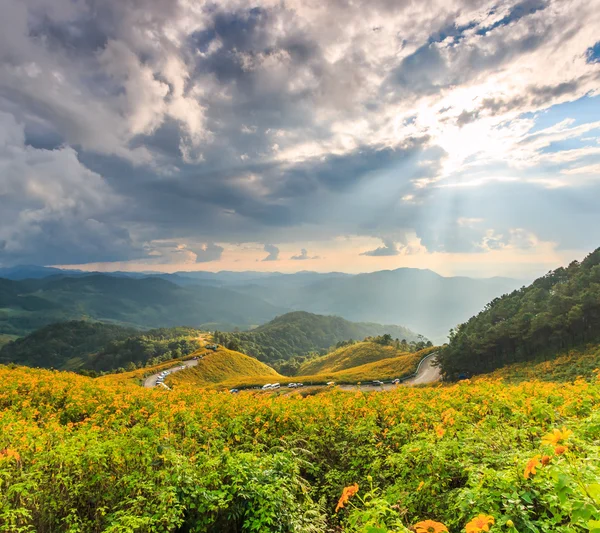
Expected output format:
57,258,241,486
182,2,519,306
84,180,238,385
372,380,384,386
262,383,272,390
326,381,335,386
392,378,400,384
296,383,304,387
288,383,297,388
229,388,239,394
271,383,281,389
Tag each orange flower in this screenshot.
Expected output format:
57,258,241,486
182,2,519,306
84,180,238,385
541,427,572,446
414,519,449,533
465,514,495,533
417,481,425,491
541,455,551,465
524,455,541,479
335,483,359,512
554,445,568,455
436,426,445,438
0,448,21,462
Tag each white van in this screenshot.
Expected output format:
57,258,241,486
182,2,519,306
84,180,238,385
262,383,272,390
271,383,281,389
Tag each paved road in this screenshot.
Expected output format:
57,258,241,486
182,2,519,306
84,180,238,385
403,352,441,385
338,352,440,391
142,358,198,388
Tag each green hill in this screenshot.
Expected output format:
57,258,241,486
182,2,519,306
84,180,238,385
439,247,600,379
165,346,281,387
213,311,426,368
0,274,285,336
297,341,409,375
0,321,203,372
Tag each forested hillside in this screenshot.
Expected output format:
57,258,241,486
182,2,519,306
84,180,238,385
0,321,202,373
0,274,284,336
439,248,600,379
212,311,424,370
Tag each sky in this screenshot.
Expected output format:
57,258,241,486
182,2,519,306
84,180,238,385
0,0,599,278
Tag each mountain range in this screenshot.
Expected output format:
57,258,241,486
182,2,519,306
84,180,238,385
0,265,524,342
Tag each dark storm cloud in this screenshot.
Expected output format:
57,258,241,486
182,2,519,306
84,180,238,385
0,0,598,266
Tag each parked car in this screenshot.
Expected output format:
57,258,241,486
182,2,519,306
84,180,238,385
392,378,400,384
296,383,304,388
262,383,272,390
271,383,281,389
372,380,384,386
326,381,335,386
288,383,297,388
229,388,239,394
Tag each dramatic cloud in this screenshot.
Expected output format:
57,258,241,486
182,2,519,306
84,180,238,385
0,0,599,273
262,244,279,262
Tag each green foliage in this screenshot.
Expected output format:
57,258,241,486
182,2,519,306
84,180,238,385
1,367,599,531
440,248,600,379
481,344,600,383
0,321,202,373
213,311,425,368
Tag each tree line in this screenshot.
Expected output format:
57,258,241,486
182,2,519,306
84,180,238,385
439,248,600,379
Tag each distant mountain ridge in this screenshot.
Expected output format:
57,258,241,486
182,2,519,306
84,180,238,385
0,274,285,336
0,265,523,343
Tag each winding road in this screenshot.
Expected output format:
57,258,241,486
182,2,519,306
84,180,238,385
338,352,440,391
142,352,441,391
142,358,199,388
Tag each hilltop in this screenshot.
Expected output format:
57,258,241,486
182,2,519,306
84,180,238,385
162,346,281,387
213,311,425,370
439,247,600,379
297,340,413,375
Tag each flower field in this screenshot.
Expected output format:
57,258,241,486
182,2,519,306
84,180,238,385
1,365,600,532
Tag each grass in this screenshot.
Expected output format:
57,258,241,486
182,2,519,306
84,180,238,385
165,346,281,387
298,341,409,375
480,344,600,383
219,346,438,390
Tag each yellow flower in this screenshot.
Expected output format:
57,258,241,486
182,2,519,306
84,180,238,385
417,480,425,491
524,455,541,479
414,519,449,533
465,514,495,533
335,483,359,512
541,427,572,446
